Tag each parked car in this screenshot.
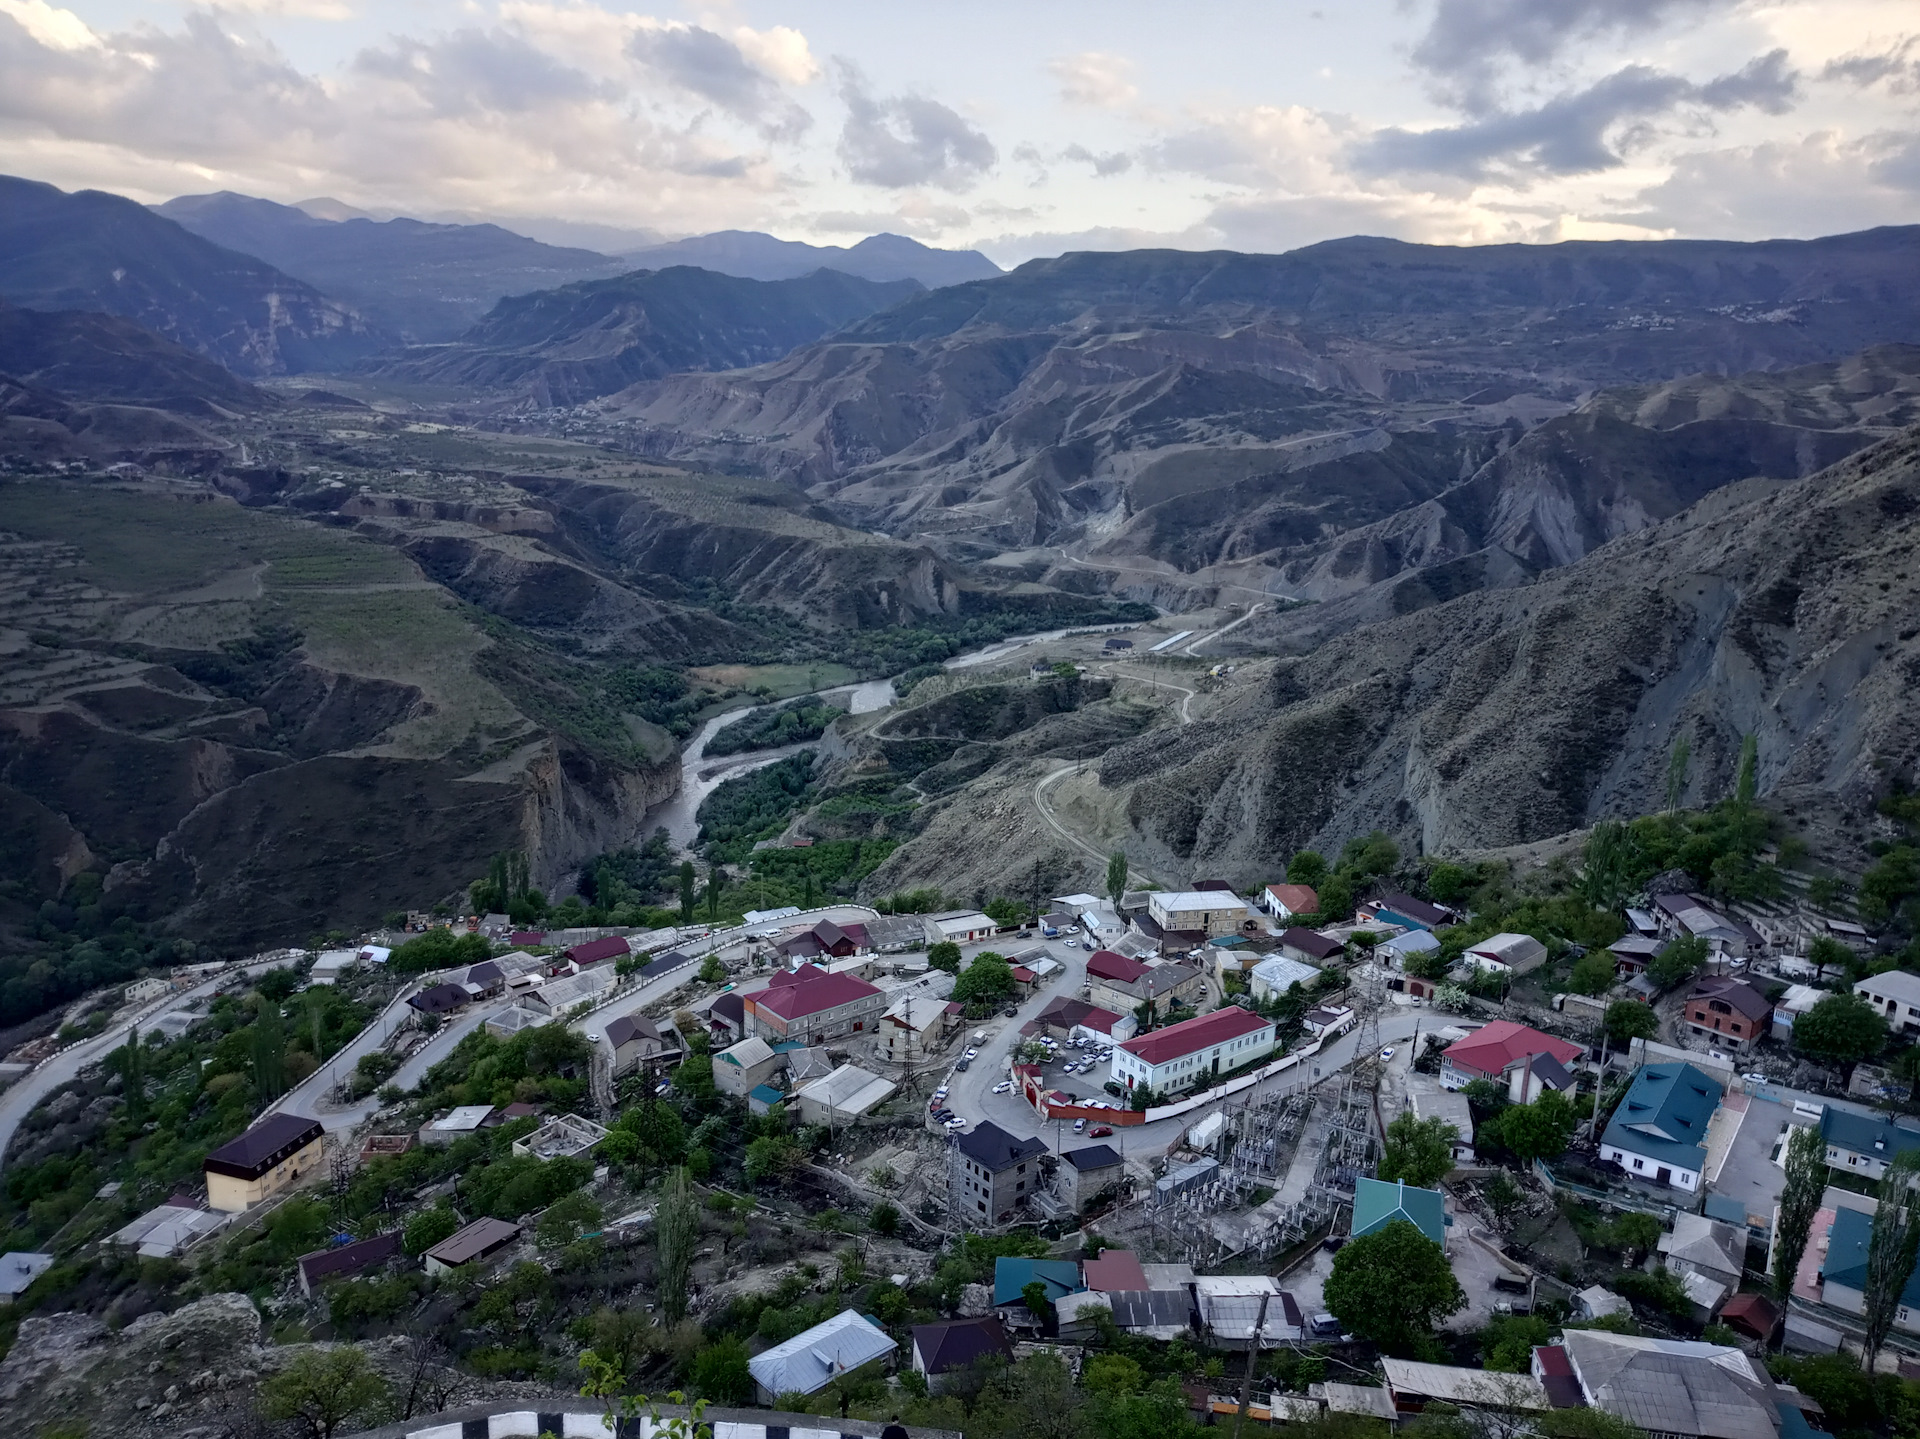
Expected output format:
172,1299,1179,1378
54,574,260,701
1073,1118,1087,1132
965,1046,979,1058
992,1081,1013,1094
955,1058,971,1072
1492,1274,1531,1295
946,1117,967,1130
1743,1071,1767,1084
1090,1125,1113,1137
1379,1047,1395,1061
1104,1081,1125,1097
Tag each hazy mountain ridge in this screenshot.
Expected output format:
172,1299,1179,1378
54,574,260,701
0,176,380,377
155,191,633,343
616,229,1001,288
369,266,924,406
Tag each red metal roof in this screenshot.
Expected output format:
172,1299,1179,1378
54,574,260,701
1084,1249,1149,1291
748,968,881,1019
567,935,630,965
1010,965,1036,982
1087,950,1148,983
1441,1020,1581,1078
1265,883,1319,912
1120,1005,1272,1065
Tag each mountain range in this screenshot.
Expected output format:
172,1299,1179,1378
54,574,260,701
0,176,378,376
366,267,924,405
615,230,1001,287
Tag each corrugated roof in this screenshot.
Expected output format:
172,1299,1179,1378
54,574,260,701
297,1231,401,1286
1442,1021,1582,1078
1822,1206,1920,1307
957,1120,1048,1173
1820,1106,1920,1161
747,1309,896,1397
992,1257,1085,1307
1065,1143,1123,1171
911,1317,1012,1375
1120,1005,1272,1065
749,968,881,1019
1560,1329,1775,1439
426,1216,521,1266
716,1035,775,1069
1084,1250,1148,1291
1279,927,1345,959
1383,1358,1549,1409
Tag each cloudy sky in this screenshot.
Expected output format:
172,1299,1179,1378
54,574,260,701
3,0,1918,263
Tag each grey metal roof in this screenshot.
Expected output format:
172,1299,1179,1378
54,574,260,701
747,1309,896,1396
1105,1289,1197,1329
1560,1329,1778,1439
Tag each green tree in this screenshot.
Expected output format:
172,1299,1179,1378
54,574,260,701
679,861,697,922
1773,1123,1827,1300
953,950,1017,1005
1482,1313,1553,1372
744,1133,802,1185
116,1025,145,1125
869,1202,900,1236
1315,873,1355,923
1666,733,1692,812
1863,1150,1920,1371
927,940,962,974
253,1000,287,1100
705,866,725,921
536,1191,604,1252
1581,821,1646,911
698,954,726,984
1735,732,1759,807
1603,1000,1659,1047
1287,850,1329,887
1425,862,1474,905
656,1166,699,1324
1021,1279,1053,1325
1646,934,1709,990
1795,993,1888,1070
691,1336,754,1404
1107,850,1129,906
404,1202,460,1256
1323,1219,1465,1354
1083,1352,1145,1395
1379,1111,1459,1189
1494,1090,1578,1164
1807,934,1858,977
259,1345,391,1439
1568,952,1615,997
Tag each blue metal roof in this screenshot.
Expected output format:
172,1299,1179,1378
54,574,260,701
1352,1177,1446,1246
991,1257,1084,1307
1601,1062,1723,1172
1823,1207,1920,1308
1819,1107,1920,1162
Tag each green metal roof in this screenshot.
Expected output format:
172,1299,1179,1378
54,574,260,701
992,1257,1085,1307
1352,1176,1446,1246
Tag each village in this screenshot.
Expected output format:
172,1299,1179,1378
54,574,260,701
4,813,1920,1439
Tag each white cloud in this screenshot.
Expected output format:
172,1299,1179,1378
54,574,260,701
1613,130,1920,234
1049,51,1137,109
733,25,820,87
0,0,96,51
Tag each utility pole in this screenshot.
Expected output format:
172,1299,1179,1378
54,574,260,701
1231,1291,1271,1439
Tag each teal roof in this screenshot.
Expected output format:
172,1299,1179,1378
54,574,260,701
1352,1176,1446,1246
1602,1062,1723,1173
1819,1107,1920,1163
748,1084,784,1104
992,1257,1084,1307
1777,1402,1836,1439
1823,1207,1920,1308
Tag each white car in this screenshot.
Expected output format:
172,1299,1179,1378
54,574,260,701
946,1116,967,1129
1073,1117,1087,1131
1743,1071,1767,1084
992,1080,1013,1094
965,1047,979,1059
933,1086,949,1101
1379,1047,1395,1061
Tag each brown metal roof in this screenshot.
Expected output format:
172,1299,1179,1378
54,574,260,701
426,1216,522,1265
203,1113,324,1180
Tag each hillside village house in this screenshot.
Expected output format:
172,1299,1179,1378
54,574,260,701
1279,927,1345,966
777,918,870,963
1379,929,1441,971
1460,932,1548,977
1682,977,1771,1051
910,1317,1014,1394
1819,1206,1920,1335
1600,1062,1724,1192
950,1121,1049,1226
1553,1330,1792,1439
1854,970,1920,1037
877,990,954,1062
1057,1143,1127,1212
601,1014,681,1076
1261,883,1320,921
1085,950,1204,1018
203,1113,326,1213
1820,1107,1920,1181
424,1216,521,1277
712,1036,782,1097
744,964,885,1043
1439,1021,1583,1101
1148,891,1253,937
1249,954,1321,1002
749,1310,896,1404
923,910,995,945
1360,892,1451,931
1652,892,1758,958
1031,995,1135,1042
1112,1005,1277,1094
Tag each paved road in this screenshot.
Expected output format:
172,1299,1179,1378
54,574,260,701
0,957,294,1171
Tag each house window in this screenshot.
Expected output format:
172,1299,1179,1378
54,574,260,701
1632,1158,1644,1170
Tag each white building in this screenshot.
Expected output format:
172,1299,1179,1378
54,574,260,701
1248,954,1320,1001
1112,1006,1277,1095
748,1310,896,1402
793,1064,897,1127
1460,933,1548,977
923,911,995,945
1855,970,1920,1037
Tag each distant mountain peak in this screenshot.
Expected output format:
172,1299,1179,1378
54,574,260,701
293,197,378,222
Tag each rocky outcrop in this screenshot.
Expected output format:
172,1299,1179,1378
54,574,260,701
1107,424,1920,878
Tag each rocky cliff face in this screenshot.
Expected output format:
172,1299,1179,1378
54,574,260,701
1106,424,1920,879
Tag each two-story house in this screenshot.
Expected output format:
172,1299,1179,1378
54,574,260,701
1147,891,1253,938
1854,970,1920,1038
1111,1005,1277,1095
203,1113,326,1213
744,965,885,1043
1820,1106,1920,1181
1260,883,1320,921
950,1121,1050,1227
1085,950,1204,1018
1599,1062,1724,1192
1682,977,1772,1052
1438,1021,1583,1101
